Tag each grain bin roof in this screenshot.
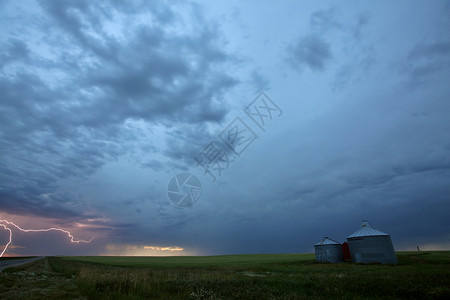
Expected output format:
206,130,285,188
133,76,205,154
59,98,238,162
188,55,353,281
314,237,341,245
347,221,389,238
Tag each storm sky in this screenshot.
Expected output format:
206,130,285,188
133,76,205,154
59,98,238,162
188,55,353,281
1,0,449,256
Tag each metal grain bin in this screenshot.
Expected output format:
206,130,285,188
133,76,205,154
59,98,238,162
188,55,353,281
314,237,344,263
346,221,398,264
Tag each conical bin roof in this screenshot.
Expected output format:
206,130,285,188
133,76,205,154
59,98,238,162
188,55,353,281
314,237,341,246
347,221,389,238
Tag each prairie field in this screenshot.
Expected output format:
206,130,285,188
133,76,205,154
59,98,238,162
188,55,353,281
0,251,449,299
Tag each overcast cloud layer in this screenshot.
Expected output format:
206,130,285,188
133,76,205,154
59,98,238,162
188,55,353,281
1,0,449,256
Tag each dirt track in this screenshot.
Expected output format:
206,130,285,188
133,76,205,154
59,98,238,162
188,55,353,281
0,257,45,272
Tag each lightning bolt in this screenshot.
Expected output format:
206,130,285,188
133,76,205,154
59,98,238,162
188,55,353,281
0,219,94,257
0,224,12,257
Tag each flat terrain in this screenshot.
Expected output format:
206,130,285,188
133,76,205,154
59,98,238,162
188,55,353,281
67,253,313,268
0,251,449,299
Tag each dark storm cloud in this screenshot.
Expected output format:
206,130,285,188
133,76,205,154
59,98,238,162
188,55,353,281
0,187,92,219
0,0,238,219
352,13,370,40
196,95,450,253
315,10,373,90
38,0,236,125
287,8,374,90
164,124,215,166
310,8,341,34
193,74,450,253
332,11,373,90
310,8,370,40
249,70,270,92
332,46,375,90
287,34,332,72
399,41,450,89
140,159,165,172
0,39,30,67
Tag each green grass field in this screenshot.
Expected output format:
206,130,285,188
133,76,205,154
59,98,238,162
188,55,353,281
1,251,449,299
65,253,315,268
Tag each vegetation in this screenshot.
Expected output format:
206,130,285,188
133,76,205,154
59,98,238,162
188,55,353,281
65,253,314,268
0,251,449,299
0,256,37,261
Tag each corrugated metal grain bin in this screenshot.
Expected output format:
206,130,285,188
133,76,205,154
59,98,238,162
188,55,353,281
314,237,344,263
346,221,398,264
